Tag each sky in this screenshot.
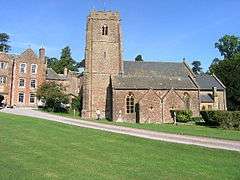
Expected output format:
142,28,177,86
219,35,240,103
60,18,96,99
1,0,240,71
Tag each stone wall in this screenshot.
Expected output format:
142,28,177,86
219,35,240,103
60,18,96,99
82,11,122,119
112,89,200,123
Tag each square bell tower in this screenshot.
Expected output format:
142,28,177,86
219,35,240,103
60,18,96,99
82,11,123,119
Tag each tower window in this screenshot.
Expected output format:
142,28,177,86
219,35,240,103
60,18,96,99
126,92,134,114
102,25,108,35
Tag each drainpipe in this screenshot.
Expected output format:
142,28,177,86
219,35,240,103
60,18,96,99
9,59,15,107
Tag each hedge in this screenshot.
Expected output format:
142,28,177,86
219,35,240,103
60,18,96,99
200,111,240,130
171,110,193,123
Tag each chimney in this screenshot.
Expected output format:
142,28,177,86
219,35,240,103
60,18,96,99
39,47,45,60
212,87,217,98
64,67,68,76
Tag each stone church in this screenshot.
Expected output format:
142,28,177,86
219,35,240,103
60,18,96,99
80,11,227,123
0,10,227,123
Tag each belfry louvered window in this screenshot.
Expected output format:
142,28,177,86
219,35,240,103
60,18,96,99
102,25,108,35
126,93,134,114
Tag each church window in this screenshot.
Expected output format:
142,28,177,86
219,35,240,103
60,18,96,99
183,92,190,109
104,52,106,58
126,93,134,113
102,25,108,35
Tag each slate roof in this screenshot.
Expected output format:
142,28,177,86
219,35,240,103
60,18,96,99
113,76,197,90
200,94,214,103
113,61,197,90
46,68,67,80
196,74,225,90
123,61,190,77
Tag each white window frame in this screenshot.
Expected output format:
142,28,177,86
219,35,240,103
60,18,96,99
0,76,7,85
18,93,24,103
0,62,8,69
31,64,37,74
30,79,37,89
19,79,25,87
20,63,27,74
29,93,36,104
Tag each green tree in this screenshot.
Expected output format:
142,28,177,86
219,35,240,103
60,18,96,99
57,46,78,74
37,82,69,112
0,33,11,52
46,56,60,72
71,95,81,111
210,35,240,110
215,35,240,59
135,55,143,62
191,61,203,74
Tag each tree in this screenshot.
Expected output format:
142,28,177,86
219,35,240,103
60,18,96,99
135,55,143,62
191,61,203,74
71,95,81,111
77,59,85,68
209,34,240,110
0,33,11,52
57,46,78,74
46,56,60,72
215,35,240,59
37,82,69,112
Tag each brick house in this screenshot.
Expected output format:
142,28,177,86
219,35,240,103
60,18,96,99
0,10,227,123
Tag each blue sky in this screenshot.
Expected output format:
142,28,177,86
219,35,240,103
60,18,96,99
1,0,240,71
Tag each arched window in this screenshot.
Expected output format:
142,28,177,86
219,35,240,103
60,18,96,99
102,25,108,35
183,92,190,109
126,92,134,113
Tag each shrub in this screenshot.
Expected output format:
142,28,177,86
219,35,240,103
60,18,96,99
191,116,204,122
37,82,69,112
200,111,240,130
173,110,192,123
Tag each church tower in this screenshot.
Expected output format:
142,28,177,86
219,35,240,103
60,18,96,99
82,11,123,119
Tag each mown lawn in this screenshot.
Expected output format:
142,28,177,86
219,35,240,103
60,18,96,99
49,110,240,141
0,112,240,179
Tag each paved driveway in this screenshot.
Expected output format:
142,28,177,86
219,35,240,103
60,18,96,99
1,108,240,152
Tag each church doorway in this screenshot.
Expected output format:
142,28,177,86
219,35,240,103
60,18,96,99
135,103,140,123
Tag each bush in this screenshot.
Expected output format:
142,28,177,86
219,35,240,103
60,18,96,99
200,111,240,130
172,110,192,123
191,116,204,122
37,82,69,112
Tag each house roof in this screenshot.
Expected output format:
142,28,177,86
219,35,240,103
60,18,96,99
200,94,214,103
113,61,197,90
113,75,197,90
123,61,190,77
196,74,225,90
46,68,67,80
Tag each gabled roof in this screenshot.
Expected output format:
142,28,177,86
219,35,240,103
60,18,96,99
123,61,190,77
20,48,37,58
196,74,225,90
113,61,198,90
113,75,197,90
46,68,67,81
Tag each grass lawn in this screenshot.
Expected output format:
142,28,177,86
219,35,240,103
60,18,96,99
48,110,240,141
0,112,240,179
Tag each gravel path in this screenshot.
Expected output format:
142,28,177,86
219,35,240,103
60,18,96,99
2,108,240,152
